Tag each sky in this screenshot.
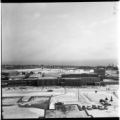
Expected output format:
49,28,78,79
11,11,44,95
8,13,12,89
2,2,119,65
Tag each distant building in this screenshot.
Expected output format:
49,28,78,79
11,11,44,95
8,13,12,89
94,68,105,76
59,73,101,86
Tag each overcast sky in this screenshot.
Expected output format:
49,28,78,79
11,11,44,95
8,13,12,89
2,2,118,65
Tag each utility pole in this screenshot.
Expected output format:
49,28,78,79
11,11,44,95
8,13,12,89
2,106,3,119
78,87,79,102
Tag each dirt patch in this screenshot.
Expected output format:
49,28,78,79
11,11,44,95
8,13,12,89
19,96,50,110
45,104,88,118
2,97,21,106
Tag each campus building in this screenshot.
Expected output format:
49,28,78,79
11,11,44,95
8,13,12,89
2,73,101,87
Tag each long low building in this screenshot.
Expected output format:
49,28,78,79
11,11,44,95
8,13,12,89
2,73,102,87
60,77,100,86
59,73,101,86
61,73,99,78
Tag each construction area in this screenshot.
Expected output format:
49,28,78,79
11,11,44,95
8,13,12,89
1,67,119,118
2,85,119,118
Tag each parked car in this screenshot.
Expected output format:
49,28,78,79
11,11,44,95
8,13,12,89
47,90,53,92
